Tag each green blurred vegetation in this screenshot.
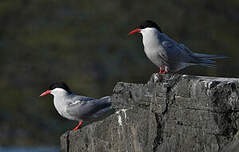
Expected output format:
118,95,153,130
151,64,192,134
0,0,238,147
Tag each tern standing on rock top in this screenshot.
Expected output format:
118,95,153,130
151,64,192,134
128,20,228,74
40,82,113,130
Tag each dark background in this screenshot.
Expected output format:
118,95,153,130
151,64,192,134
0,0,238,147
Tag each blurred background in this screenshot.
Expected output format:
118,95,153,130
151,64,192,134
0,0,238,151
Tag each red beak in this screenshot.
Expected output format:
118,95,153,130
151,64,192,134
128,29,141,35
40,90,51,97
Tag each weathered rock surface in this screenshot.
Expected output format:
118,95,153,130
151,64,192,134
60,74,239,152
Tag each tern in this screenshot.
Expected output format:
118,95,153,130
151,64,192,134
40,82,113,130
128,20,228,73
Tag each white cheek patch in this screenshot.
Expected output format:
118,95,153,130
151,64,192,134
52,88,66,92
51,88,68,96
141,27,157,33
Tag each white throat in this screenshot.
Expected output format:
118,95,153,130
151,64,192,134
51,88,69,97
141,27,161,49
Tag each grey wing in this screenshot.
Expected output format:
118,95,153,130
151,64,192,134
177,43,215,64
66,96,111,120
160,34,201,63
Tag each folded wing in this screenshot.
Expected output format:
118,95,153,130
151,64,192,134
66,96,112,121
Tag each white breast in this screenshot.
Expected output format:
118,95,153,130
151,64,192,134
141,28,167,67
53,97,75,120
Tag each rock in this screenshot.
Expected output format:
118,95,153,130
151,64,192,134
60,74,239,152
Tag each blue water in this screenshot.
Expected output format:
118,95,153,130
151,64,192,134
0,147,58,152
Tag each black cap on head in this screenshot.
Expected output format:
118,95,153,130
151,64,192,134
139,20,162,32
48,82,72,93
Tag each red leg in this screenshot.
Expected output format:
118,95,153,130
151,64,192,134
158,67,162,74
157,66,168,74
158,67,166,74
72,121,83,130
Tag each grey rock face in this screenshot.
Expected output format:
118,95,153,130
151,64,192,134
60,74,239,152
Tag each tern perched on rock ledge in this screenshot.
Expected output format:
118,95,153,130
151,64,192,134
128,20,228,74
40,82,113,130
